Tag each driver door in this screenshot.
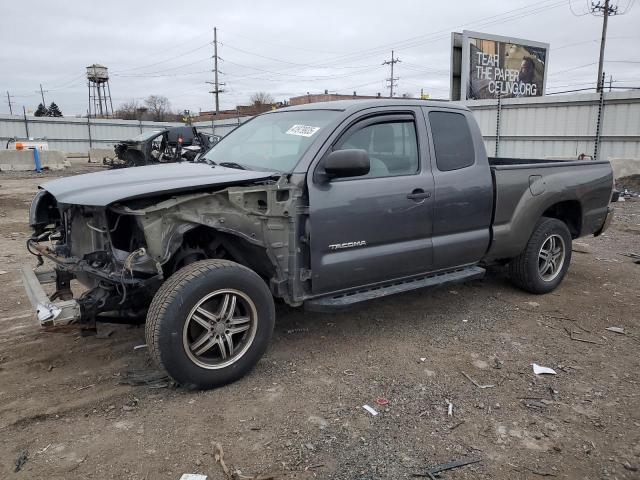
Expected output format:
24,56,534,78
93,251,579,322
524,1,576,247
307,109,435,295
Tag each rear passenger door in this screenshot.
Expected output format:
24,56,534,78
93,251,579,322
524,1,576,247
307,108,435,295
422,108,493,269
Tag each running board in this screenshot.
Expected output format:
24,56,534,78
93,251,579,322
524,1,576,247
304,266,485,312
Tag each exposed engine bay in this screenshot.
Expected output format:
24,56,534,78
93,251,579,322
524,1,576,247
26,175,306,327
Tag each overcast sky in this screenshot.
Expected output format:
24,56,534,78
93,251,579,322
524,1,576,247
0,0,638,116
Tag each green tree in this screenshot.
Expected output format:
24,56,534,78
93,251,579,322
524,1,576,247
34,103,48,117
47,102,63,117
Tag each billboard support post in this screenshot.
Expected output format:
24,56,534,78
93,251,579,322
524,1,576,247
495,95,502,157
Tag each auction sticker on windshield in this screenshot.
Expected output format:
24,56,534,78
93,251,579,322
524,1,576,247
286,125,320,137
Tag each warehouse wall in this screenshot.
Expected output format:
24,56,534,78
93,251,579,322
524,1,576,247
461,90,640,162
1,91,639,165
0,115,249,154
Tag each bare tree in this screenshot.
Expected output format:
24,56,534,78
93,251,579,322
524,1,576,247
114,100,142,120
250,91,274,106
144,95,171,122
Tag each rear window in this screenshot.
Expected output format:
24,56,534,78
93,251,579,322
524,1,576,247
429,111,475,171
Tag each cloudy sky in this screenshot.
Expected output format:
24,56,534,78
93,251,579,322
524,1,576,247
0,0,638,116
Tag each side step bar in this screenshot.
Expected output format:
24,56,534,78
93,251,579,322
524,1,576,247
304,266,485,312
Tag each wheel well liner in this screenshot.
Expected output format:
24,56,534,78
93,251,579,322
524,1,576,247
542,200,582,238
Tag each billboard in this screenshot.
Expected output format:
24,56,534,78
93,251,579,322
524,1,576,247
450,31,549,101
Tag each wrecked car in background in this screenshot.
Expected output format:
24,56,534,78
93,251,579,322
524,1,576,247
22,100,614,389
106,126,220,168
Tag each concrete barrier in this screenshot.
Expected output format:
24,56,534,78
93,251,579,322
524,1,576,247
0,150,68,172
610,158,640,179
89,148,114,163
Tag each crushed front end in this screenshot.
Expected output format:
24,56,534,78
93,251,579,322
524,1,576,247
24,189,164,327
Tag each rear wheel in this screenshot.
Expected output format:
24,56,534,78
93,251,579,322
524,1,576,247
145,260,275,389
508,217,572,294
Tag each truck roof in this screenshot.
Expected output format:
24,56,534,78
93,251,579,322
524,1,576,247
276,99,469,113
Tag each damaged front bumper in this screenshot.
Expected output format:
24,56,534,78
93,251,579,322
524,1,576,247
20,266,81,326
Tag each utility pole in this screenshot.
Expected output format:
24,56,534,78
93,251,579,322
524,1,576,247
592,0,618,92
38,83,47,106
382,50,401,98
206,27,225,134
6,91,13,115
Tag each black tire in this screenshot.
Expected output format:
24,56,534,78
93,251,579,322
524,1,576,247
145,259,275,389
508,217,572,294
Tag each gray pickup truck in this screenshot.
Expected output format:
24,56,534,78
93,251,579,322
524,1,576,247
22,100,614,389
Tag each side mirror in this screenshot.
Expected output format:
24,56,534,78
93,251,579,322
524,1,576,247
323,149,370,179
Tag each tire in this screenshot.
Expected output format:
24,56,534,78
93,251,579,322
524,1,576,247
145,259,275,389
508,217,572,294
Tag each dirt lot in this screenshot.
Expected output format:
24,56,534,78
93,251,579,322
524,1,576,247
1,167,639,480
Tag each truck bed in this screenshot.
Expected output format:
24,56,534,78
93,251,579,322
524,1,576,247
485,157,613,261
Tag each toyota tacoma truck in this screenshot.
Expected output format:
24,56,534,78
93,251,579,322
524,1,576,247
22,100,614,389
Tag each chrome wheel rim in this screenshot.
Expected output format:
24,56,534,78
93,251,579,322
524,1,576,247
538,234,566,282
182,289,257,369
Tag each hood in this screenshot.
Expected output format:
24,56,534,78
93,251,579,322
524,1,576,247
41,162,276,207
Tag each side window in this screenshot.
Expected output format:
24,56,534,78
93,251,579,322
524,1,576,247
428,111,475,171
335,120,419,178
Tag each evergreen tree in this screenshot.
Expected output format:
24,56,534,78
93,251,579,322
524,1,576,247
34,103,48,117
47,102,63,117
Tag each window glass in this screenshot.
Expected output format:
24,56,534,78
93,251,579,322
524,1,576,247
335,120,419,178
203,110,338,172
428,111,475,171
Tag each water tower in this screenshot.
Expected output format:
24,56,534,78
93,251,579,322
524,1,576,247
87,64,114,118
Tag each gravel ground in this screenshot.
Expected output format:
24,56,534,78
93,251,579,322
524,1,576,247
0,167,639,480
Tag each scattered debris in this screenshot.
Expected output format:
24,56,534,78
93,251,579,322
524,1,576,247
342,369,355,376
362,404,379,416
623,461,639,472
618,252,640,264
461,371,495,389
179,475,208,480
14,450,28,472
526,301,540,308
419,357,427,362
75,384,96,391
285,327,308,334
0,270,7,275
449,420,465,431
117,369,170,388
522,399,548,410
509,463,557,477
375,397,389,406
572,242,592,254
606,326,625,334
413,457,481,478
532,364,557,375
133,344,147,350
564,327,603,345
213,442,231,479
493,357,504,369
446,400,453,416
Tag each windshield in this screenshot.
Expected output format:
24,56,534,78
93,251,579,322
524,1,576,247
203,110,339,171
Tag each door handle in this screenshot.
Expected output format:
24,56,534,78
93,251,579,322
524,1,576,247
407,189,431,201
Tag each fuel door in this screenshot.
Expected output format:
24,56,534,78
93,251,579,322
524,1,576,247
529,175,546,196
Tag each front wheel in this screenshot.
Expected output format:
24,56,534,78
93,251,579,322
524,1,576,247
145,260,275,389
508,217,572,294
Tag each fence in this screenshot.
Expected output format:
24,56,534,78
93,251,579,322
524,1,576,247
460,90,640,162
0,114,250,154
1,91,639,164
